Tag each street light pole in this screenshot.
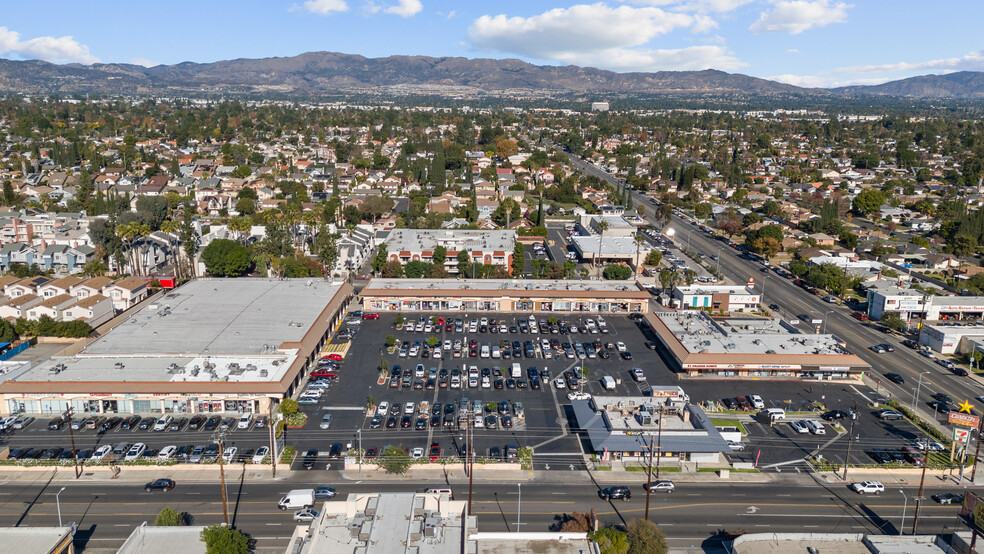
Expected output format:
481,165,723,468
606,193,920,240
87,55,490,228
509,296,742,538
516,483,521,532
912,372,930,411
899,489,908,536
56,487,65,527
357,429,363,478
822,310,834,334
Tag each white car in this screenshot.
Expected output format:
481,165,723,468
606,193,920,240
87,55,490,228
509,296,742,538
237,414,252,429
481,376,491,389
252,446,270,464
568,392,592,401
727,440,745,451
631,368,646,382
91,444,113,462
788,420,809,434
749,395,765,410
805,420,826,435
553,378,567,389
222,447,238,463
615,342,627,352
293,509,319,522
404,401,415,414
158,445,178,460
411,447,424,459
124,443,147,461
377,401,390,415
851,481,884,494
153,415,172,432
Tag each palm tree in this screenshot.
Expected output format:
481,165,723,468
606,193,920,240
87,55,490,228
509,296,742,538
634,234,646,277
595,219,610,277
116,222,151,276
227,215,252,245
160,220,181,278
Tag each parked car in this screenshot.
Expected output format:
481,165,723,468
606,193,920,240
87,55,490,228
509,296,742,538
874,409,903,420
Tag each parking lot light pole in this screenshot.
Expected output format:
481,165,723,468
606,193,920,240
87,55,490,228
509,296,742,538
56,487,65,527
912,372,930,411
899,490,908,536
821,310,834,334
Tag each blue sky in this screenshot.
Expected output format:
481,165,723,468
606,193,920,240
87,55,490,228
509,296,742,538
1,1,982,87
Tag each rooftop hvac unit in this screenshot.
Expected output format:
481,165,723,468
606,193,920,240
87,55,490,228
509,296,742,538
114,362,125,369
259,369,268,378
191,367,200,377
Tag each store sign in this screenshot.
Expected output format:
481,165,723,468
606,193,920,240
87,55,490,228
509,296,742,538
949,412,980,428
960,492,984,533
954,427,971,443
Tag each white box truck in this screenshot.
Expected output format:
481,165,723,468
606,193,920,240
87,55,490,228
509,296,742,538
278,489,315,511
511,363,522,378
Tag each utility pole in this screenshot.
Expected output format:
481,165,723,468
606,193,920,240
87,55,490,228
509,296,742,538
467,413,474,517
268,402,277,479
213,428,230,525
645,431,655,521
357,429,363,478
911,446,929,534
843,401,858,481
655,409,664,479
64,408,81,478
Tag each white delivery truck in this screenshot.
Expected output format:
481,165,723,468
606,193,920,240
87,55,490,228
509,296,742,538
511,363,522,378
278,489,315,511
601,376,617,390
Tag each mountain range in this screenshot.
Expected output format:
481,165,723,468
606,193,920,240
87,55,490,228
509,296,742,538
0,51,978,100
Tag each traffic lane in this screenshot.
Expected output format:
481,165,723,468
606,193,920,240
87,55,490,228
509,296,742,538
673,215,984,415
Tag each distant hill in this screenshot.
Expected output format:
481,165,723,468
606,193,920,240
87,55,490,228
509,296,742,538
0,52,815,97
833,71,984,99
0,51,980,100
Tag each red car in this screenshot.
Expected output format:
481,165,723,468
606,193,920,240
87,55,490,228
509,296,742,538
362,313,380,320
436,317,444,325
323,353,343,361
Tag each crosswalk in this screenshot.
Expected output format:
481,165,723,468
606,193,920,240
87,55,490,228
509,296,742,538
322,342,351,355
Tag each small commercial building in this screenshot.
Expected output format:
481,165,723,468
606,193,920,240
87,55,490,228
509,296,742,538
867,280,984,323
571,390,731,463
0,526,75,554
361,278,651,314
286,492,595,554
649,311,869,381
576,214,637,238
570,235,647,268
117,524,207,554
0,278,354,416
673,285,760,312
919,322,984,355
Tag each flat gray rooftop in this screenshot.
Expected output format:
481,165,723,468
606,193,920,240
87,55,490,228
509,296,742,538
385,229,516,252
659,311,850,356
84,278,341,356
571,235,642,256
117,525,207,554
0,527,72,554
365,278,645,293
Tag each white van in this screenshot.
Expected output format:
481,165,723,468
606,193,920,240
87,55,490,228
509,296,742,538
424,487,454,499
237,414,252,430
761,408,786,421
153,415,172,431
511,363,522,378
278,489,315,510
601,376,616,390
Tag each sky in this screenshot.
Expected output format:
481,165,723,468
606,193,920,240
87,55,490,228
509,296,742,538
1,1,982,88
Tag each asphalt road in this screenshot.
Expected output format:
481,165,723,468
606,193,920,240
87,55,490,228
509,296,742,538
0,476,968,552
560,146,984,428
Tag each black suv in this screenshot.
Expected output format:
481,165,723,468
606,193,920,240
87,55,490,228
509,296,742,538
599,486,632,501
302,448,319,469
145,478,176,491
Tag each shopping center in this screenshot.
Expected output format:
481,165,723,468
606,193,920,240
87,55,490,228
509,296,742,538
0,278,354,416
360,278,652,314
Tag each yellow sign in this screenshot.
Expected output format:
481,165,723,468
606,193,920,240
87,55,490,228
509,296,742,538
975,500,984,531
960,400,975,414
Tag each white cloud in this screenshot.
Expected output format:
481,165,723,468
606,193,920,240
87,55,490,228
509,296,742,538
567,45,746,71
384,0,422,17
300,0,349,15
836,50,984,75
624,0,753,12
692,14,719,33
0,26,98,64
749,0,849,34
130,57,162,68
469,4,695,60
786,48,799,54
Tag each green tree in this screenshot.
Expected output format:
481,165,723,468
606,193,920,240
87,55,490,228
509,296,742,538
603,264,632,280
658,269,680,293
432,245,447,266
0,319,17,343
512,243,525,276
880,312,905,332
645,250,663,266
313,227,338,275
372,244,389,273
403,260,431,278
591,527,629,554
200,525,251,554
279,398,299,417
378,444,412,474
381,260,404,278
852,189,885,216
626,519,668,554
154,507,184,526
201,239,253,277
491,198,521,228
